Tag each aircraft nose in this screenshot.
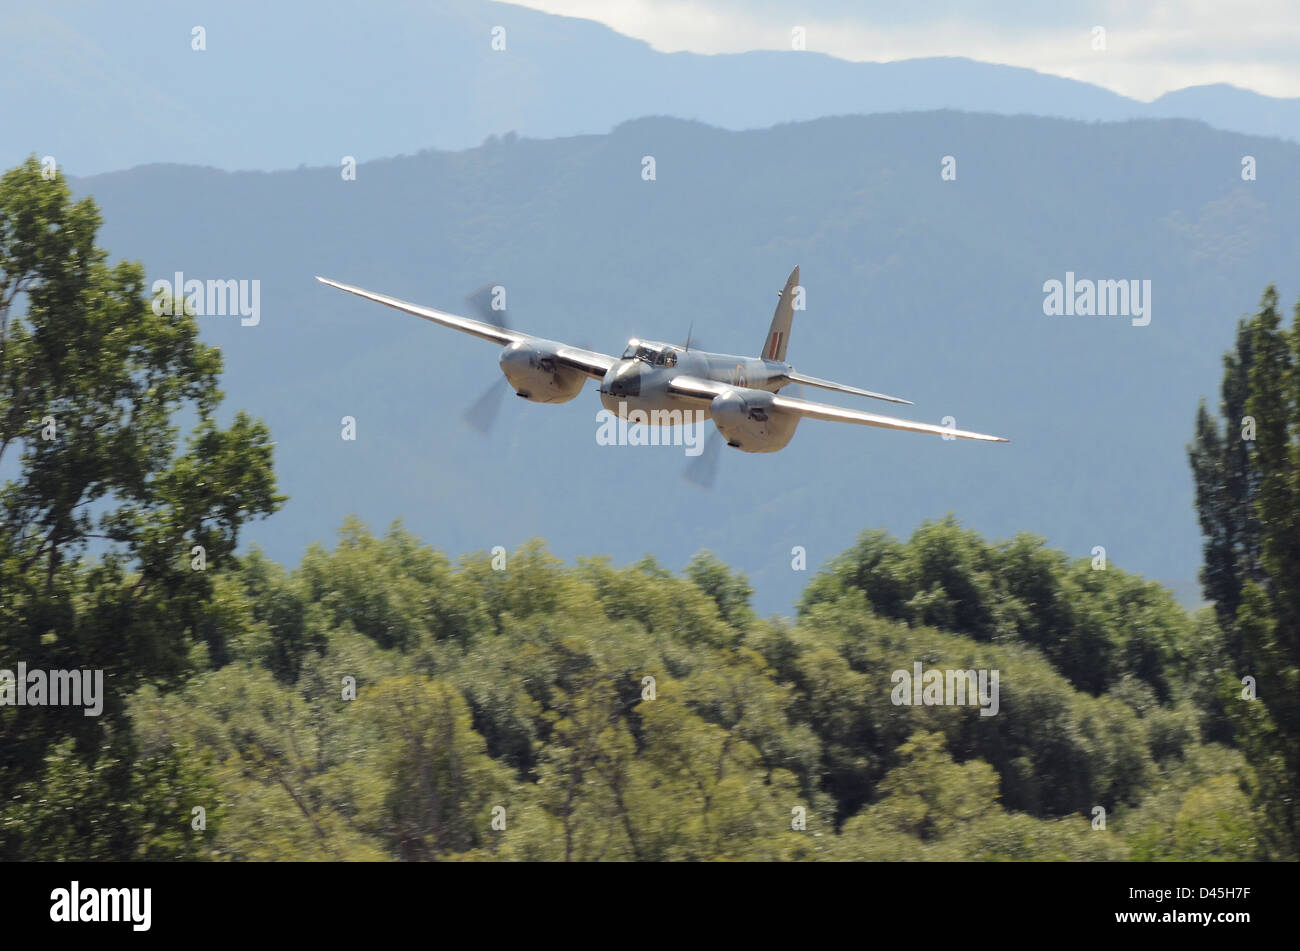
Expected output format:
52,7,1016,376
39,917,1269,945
603,361,641,397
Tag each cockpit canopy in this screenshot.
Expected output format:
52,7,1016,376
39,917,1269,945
621,339,678,367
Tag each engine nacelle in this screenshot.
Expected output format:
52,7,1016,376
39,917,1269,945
499,340,586,404
710,389,799,453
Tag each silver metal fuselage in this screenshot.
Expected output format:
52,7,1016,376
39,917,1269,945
597,343,789,423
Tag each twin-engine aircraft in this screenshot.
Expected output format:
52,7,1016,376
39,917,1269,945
315,267,1008,454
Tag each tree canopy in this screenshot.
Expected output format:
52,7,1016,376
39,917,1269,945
0,157,281,858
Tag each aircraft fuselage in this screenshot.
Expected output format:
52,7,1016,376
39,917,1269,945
598,342,788,422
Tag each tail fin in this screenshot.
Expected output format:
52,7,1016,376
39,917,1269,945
762,266,799,362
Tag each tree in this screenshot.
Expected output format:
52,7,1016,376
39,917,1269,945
0,157,282,858
685,550,755,630
1190,284,1300,857
798,517,1190,698
1189,314,1264,644
361,676,513,860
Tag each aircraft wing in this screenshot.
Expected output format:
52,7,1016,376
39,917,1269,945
771,392,1008,442
551,344,617,379
316,277,617,379
669,376,733,401
317,276,519,345
668,376,1008,443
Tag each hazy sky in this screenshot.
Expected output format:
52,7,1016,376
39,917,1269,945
513,0,1300,100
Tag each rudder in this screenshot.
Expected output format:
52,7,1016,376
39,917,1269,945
762,265,799,362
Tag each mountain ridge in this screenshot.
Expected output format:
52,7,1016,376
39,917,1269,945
7,0,1300,176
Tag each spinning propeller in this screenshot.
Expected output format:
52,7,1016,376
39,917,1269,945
461,284,511,433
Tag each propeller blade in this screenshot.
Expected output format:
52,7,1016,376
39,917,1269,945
683,428,725,489
465,283,510,330
463,376,509,434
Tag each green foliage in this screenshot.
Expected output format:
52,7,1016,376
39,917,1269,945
1118,744,1259,861
4,515,1238,862
0,157,281,858
1,730,220,861
1189,283,1300,856
3,510,1265,860
800,516,1190,699
685,550,756,630
766,590,1154,820
832,732,1127,861
1189,317,1262,639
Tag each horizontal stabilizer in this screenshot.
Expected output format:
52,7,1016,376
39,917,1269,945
783,371,912,405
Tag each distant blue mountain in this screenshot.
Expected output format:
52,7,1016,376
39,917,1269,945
68,111,1300,615
5,0,1300,176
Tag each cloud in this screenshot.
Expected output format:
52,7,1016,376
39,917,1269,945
510,0,1300,100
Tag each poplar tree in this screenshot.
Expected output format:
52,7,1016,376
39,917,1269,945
1189,284,1300,857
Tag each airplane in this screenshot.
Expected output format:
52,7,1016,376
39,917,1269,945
315,266,1008,462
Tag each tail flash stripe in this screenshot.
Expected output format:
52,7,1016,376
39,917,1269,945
768,332,782,360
